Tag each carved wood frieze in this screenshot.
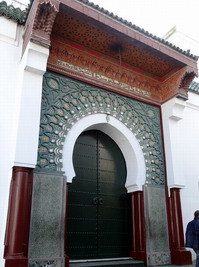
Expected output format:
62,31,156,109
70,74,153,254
33,2,57,36
23,0,59,52
48,37,197,104
31,1,58,47
48,38,163,103
160,68,197,102
178,71,196,100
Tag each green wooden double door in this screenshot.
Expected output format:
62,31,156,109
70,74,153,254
67,130,131,259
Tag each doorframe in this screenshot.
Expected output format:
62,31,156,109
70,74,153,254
62,113,146,193
63,113,147,265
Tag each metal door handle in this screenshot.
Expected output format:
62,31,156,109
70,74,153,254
99,198,104,205
93,197,98,205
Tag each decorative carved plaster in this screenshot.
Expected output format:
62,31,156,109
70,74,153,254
36,71,165,185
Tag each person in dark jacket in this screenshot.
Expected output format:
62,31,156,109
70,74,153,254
186,210,199,267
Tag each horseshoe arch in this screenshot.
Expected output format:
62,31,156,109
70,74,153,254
62,113,146,193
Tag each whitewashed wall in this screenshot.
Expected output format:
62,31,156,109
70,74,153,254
0,17,24,266
0,16,49,266
162,93,199,261
180,92,199,232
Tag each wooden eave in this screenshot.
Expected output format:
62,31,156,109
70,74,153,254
58,0,198,75
23,0,198,103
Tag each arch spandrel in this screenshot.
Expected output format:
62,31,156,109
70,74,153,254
36,71,165,188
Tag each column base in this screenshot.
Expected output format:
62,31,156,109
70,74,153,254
171,249,192,265
130,251,146,265
5,258,28,267
65,255,69,267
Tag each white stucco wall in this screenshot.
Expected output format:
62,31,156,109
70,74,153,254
162,93,199,260
180,92,199,229
0,17,24,266
14,42,49,167
164,27,199,261
0,16,49,266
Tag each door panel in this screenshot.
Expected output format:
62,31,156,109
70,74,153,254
67,131,98,259
67,130,131,259
97,131,131,258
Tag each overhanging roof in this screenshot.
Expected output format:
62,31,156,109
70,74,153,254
189,81,199,94
48,0,198,81
1,0,198,102
76,0,198,61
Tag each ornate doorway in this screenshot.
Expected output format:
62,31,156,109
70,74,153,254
66,130,131,259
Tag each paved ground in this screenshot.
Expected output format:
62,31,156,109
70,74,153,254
155,262,196,267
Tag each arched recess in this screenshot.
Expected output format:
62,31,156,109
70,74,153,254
37,72,165,187
62,113,146,193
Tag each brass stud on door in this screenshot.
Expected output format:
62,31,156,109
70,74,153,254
93,197,98,205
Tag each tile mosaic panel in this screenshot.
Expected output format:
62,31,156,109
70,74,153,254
36,71,165,185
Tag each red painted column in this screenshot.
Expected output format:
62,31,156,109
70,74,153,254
4,167,33,267
129,191,146,265
64,183,70,267
168,188,191,265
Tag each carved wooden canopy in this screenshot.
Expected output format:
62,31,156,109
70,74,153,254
23,0,198,104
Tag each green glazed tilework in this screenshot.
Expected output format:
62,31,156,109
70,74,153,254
0,1,28,24
36,71,165,185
